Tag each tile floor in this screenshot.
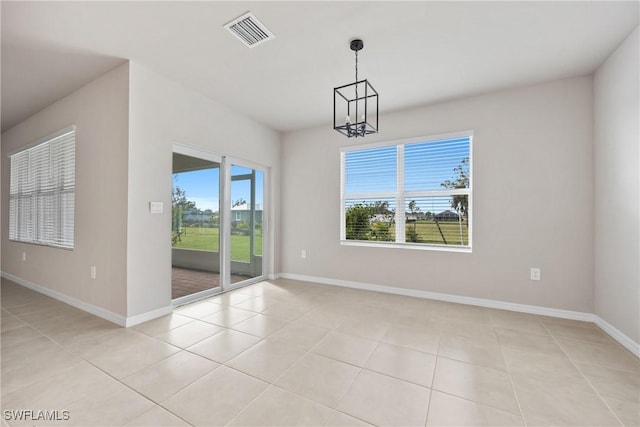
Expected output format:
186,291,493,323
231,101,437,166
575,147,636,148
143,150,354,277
1,277,638,426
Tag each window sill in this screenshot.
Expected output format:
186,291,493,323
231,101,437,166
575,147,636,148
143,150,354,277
340,240,472,253
9,239,74,251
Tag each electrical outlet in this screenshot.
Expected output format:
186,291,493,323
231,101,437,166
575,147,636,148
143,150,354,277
301,250,307,259
530,267,541,281
90,266,97,280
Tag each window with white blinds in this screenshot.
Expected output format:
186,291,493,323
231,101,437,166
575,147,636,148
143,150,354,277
9,126,76,249
341,132,472,251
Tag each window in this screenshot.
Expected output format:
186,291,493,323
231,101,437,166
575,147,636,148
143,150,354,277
9,126,76,249
341,132,472,251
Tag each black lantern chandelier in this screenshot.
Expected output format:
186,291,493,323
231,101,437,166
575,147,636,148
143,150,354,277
333,39,379,138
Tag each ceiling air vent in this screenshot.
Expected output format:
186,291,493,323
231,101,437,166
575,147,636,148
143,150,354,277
224,12,275,48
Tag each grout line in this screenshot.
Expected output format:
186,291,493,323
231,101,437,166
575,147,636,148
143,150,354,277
424,322,445,426
495,331,529,427
424,357,438,427
3,285,245,426
544,324,627,427
4,313,163,423
332,363,367,423
219,324,330,426
429,360,523,418
222,383,271,426
136,403,195,427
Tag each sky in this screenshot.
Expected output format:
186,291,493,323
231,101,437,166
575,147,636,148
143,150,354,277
173,165,264,212
344,136,470,213
174,137,468,214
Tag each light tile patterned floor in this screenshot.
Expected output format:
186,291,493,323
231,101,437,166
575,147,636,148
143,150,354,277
1,277,638,426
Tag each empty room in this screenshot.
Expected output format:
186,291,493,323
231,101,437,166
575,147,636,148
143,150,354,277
1,1,638,426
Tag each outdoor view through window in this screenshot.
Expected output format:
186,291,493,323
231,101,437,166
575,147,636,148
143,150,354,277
171,157,264,300
172,165,264,263
341,134,471,249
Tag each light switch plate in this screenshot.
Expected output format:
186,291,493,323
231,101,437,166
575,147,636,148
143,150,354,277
149,202,163,214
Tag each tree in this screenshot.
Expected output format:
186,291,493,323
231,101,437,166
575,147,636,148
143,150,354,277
233,198,247,208
345,203,372,240
345,201,395,241
210,211,220,227
441,157,469,245
371,207,394,242
406,200,421,243
172,184,196,242
371,200,392,215
441,157,469,227
172,185,196,210
370,220,393,241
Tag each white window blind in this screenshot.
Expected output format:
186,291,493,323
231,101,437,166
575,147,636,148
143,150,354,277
341,132,472,250
9,126,76,249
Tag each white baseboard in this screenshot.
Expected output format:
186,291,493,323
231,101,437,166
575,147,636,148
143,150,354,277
1,271,171,328
594,316,640,358
1,271,127,326
125,305,173,327
278,272,593,320
277,272,639,357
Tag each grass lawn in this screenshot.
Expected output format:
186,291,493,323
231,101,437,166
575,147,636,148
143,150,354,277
411,220,468,245
172,227,263,262
363,220,468,245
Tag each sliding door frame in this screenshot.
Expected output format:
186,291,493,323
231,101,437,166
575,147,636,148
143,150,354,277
171,144,225,306
223,156,270,292
171,145,270,306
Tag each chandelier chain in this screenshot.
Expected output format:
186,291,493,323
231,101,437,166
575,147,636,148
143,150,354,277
355,49,359,119
355,49,358,82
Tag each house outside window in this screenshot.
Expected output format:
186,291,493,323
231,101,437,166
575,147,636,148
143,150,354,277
8,126,76,249
340,131,472,252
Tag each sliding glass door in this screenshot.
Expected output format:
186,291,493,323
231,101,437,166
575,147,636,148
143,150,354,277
229,165,264,284
171,150,222,302
171,147,267,303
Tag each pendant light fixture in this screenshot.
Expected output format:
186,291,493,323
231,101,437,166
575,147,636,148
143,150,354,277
333,39,379,138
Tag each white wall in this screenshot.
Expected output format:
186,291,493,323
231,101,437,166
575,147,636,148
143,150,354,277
127,63,281,317
594,27,640,344
1,63,130,316
281,76,594,313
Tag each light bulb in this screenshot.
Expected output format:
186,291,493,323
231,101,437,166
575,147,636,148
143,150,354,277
345,115,351,124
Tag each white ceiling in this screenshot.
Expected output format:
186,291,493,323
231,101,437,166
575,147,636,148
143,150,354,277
2,1,638,133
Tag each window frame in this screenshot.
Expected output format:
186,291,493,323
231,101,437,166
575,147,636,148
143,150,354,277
8,125,76,250
340,130,473,252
